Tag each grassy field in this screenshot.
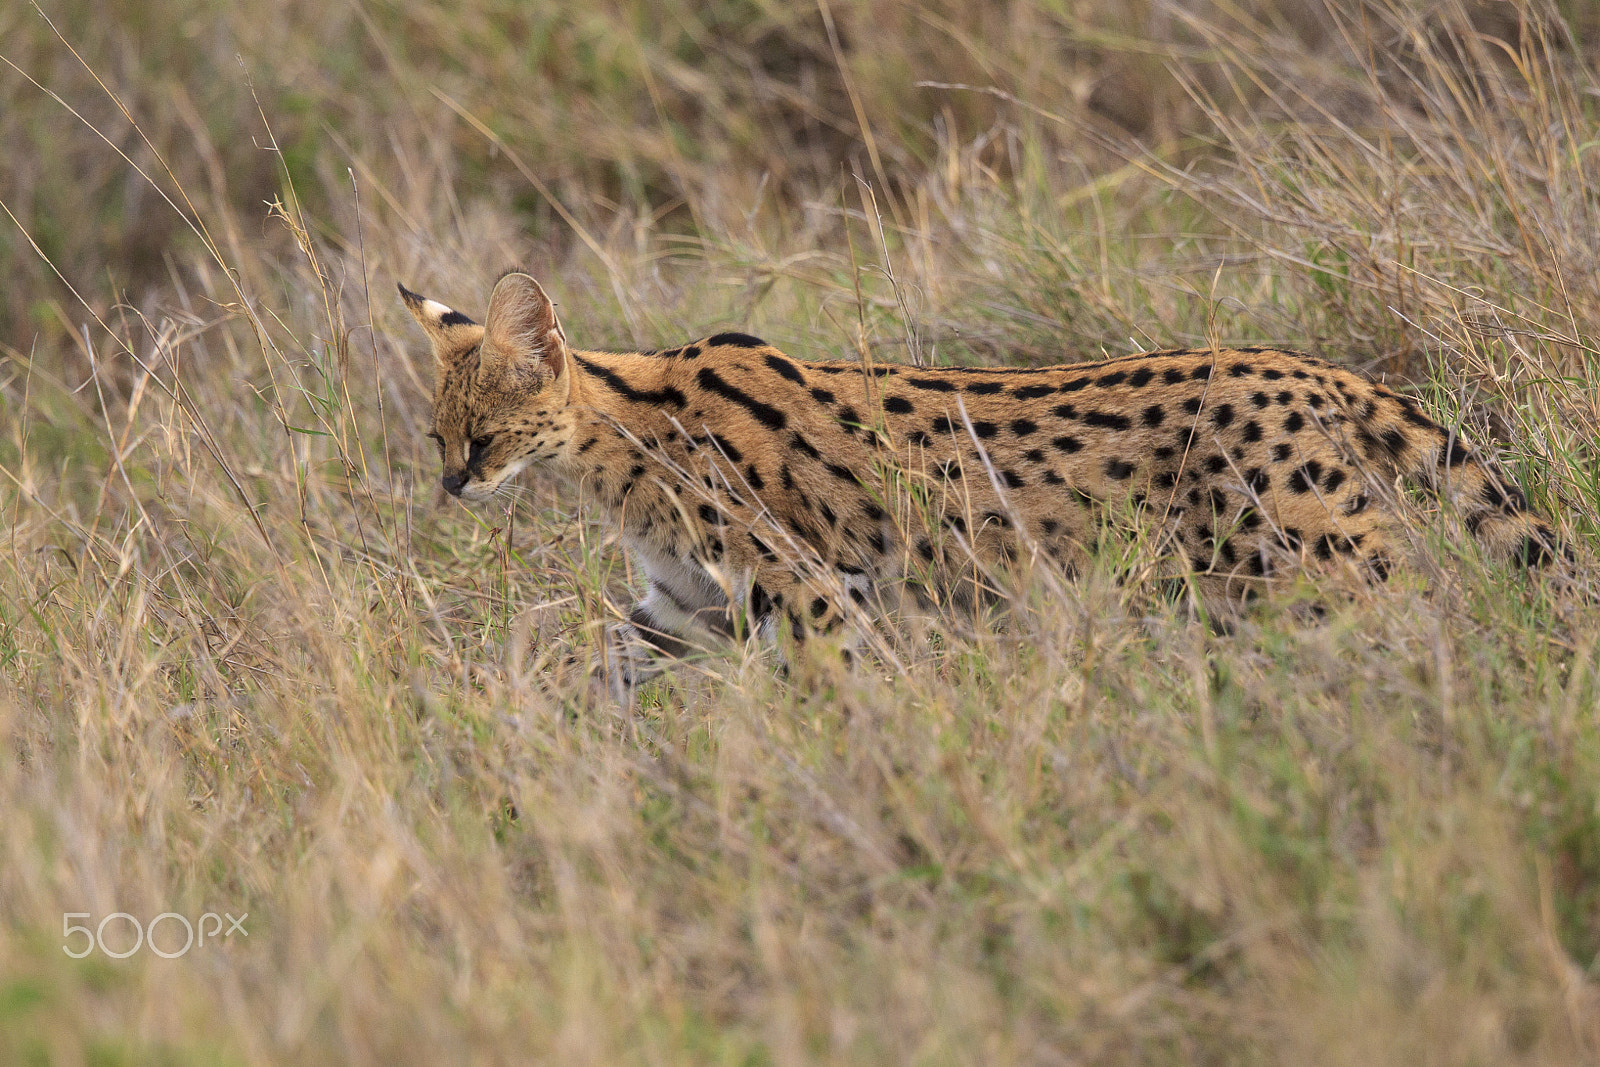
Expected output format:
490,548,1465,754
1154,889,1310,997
3,0,1600,1062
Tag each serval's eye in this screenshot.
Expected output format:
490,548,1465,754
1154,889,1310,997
468,434,494,466
426,431,444,455
471,435,494,450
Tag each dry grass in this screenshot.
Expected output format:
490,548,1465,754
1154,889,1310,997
2,0,1600,1062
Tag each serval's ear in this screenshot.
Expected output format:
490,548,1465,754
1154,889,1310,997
397,283,482,367
481,272,568,386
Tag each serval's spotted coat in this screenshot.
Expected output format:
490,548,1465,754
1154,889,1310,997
401,272,1559,681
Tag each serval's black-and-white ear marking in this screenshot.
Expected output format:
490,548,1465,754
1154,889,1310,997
397,283,483,367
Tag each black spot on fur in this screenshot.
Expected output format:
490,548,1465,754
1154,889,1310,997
1043,470,1066,485
575,356,688,409
1182,397,1203,415
907,377,957,392
1442,436,1472,467
825,463,858,483
1128,368,1155,388
1241,420,1262,443
1024,448,1046,463
1283,411,1305,434
1052,404,1077,420
1322,467,1346,493
1213,404,1235,429
1082,410,1131,431
696,367,786,429
1143,405,1166,428
1251,392,1269,409
906,429,933,448
1053,435,1084,454
1287,460,1322,494
966,381,1004,396
709,433,743,463
1516,531,1558,567
1098,371,1127,387
789,432,821,459
708,332,767,349
883,395,914,415
1163,369,1185,385
1105,459,1135,480
1002,469,1026,488
810,386,836,404
1276,391,1294,406
1271,443,1292,462
1061,377,1090,392
1229,363,1253,377
764,354,806,383
1013,384,1055,400
1191,364,1213,381
1011,418,1039,437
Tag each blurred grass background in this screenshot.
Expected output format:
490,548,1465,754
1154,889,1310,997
3,0,1600,1062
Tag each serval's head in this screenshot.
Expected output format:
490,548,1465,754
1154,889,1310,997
399,272,573,501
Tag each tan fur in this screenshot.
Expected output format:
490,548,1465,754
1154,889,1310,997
401,273,1559,678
